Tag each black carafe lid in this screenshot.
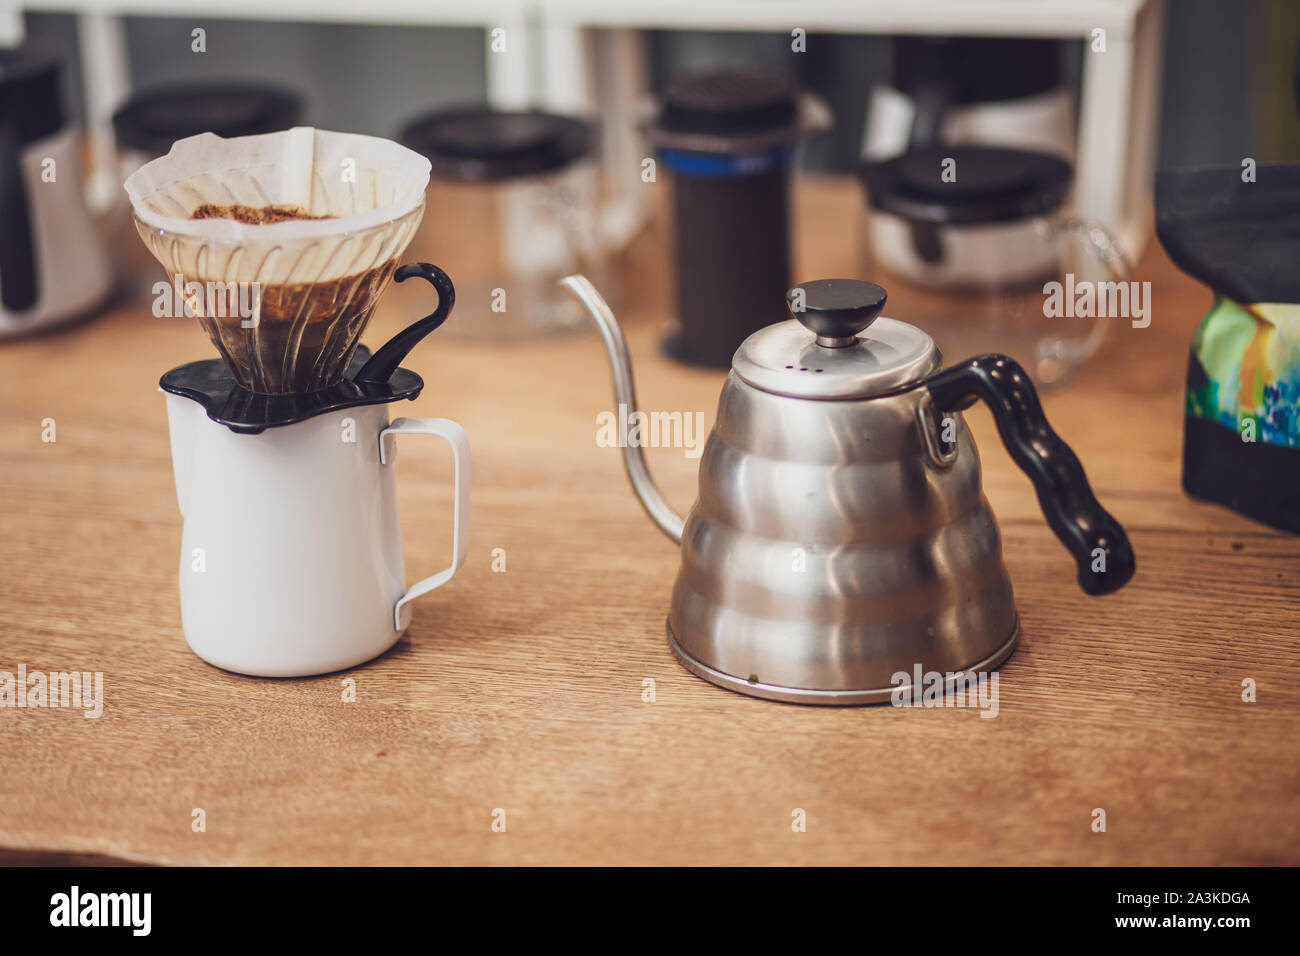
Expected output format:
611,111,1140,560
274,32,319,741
860,145,1072,225
113,82,302,156
399,107,593,181
161,346,423,435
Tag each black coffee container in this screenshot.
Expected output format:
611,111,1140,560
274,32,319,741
648,71,829,367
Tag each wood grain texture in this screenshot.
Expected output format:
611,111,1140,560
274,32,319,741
0,178,1297,866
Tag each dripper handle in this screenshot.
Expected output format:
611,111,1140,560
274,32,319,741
925,354,1136,596
355,263,455,385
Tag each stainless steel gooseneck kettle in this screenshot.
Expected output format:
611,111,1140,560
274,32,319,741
562,275,1136,704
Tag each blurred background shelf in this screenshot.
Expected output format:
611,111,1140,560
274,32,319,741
9,0,1165,256
11,0,1299,262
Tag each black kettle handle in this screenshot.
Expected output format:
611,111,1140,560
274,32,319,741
925,354,1136,596
355,262,455,385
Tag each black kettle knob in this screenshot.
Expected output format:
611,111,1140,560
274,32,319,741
786,279,887,348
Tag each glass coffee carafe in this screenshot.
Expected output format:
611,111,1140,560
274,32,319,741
398,107,608,340
859,145,1131,386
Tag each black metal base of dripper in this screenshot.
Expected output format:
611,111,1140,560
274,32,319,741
160,346,424,435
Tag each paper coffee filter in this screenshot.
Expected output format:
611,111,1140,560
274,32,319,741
125,127,431,284
126,128,433,394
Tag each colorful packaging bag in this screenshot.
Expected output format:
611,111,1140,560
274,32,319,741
1156,164,1300,533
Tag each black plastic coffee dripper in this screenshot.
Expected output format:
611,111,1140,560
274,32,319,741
160,263,455,435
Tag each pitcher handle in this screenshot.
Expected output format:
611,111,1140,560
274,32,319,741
925,354,1135,596
380,416,471,631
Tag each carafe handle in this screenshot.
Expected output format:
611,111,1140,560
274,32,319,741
0,120,37,313
925,354,1135,596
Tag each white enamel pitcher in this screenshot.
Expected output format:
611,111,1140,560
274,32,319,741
164,394,468,677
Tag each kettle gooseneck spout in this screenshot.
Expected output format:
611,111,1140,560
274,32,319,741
560,275,686,545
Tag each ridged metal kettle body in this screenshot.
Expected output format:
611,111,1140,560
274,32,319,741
671,373,1017,702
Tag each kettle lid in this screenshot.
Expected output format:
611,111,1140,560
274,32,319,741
732,279,940,399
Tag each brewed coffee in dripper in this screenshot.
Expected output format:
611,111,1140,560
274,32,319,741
125,127,432,394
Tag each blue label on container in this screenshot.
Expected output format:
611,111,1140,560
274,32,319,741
660,147,790,179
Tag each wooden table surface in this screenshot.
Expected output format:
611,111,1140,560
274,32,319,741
1,178,1297,866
